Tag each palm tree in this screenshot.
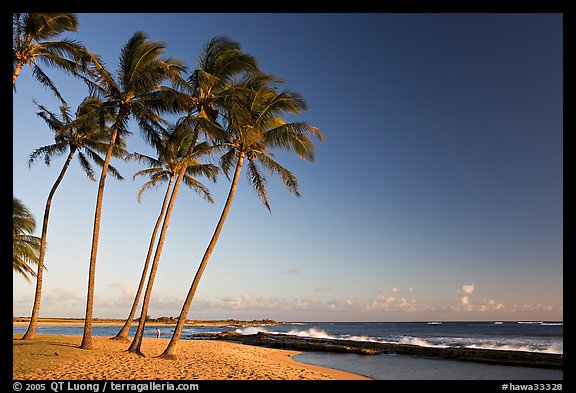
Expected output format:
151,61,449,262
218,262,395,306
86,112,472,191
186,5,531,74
79,31,185,350
126,36,257,355
112,127,217,342
13,196,41,281
126,127,218,355
13,13,92,104
161,77,324,358
21,97,127,340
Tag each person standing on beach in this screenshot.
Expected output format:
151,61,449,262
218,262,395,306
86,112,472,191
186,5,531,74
156,328,161,338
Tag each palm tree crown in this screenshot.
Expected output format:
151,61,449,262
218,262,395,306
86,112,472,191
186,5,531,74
13,196,41,281
89,31,187,147
13,13,92,103
217,75,324,210
29,96,127,180
128,124,218,203
174,35,259,122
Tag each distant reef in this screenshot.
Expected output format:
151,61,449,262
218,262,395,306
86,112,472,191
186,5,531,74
13,317,283,326
191,331,563,369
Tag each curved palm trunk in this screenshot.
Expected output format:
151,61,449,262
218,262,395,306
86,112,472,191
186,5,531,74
22,148,76,340
161,153,245,359
127,170,187,355
111,175,175,342
13,60,25,84
80,115,124,350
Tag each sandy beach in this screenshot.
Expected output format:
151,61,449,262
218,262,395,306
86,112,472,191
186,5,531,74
13,334,369,380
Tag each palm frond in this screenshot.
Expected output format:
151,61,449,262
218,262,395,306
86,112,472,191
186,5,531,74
256,153,300,197
141,87,191,114
13,195,41,281
246,160,270,211
195,116,229,144
253,89,308,129
264,122,323,162
13,196,37,235
31,63,66,104
118,31,149,90
36,42,83,73
13,255,37,282
182,174,213,203
38,39,90,64
28,13,79,40
136,173,170,202
125,152,162,167
28,143,68,167
133,167,164,180
33,99,65,131
184,162,219,182
219,148,238,180
76,151,96,181
85,52,119,97
196,36,258,88
106,163,124,181
83,148,124,181
84,139,129,159
15,234,42,248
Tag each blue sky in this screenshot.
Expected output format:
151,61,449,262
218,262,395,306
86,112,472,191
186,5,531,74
13,13,563,321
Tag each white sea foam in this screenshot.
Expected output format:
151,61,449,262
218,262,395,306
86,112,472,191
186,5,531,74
233,325,562,355
348,335,378,342
285,328,337,339
398,336,449,348
235,326,270,335
465,343,563,354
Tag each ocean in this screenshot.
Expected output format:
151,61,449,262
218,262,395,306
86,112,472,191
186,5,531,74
13,321,562,380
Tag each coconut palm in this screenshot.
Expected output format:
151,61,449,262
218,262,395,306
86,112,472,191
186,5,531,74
161,77,324,358
13,13,92,104
21,97,127,340
79,31,185,350
13,196,41,281
126,37,257,355
112,127,217,343
173,35,258,124
126,126,218,355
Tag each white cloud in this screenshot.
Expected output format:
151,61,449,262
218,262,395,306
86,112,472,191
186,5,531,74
391,287,403,293
13,283,561,320
486,299,504,310
460,284,475,295
519,303,557,312
110,282,135,298
42,288,83,307
282,268,299,275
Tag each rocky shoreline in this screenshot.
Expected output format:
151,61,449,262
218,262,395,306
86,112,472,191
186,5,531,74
191,331,563,369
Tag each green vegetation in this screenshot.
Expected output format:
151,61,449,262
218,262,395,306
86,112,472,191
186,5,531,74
22,97,127,340
13,14,322,359
13,197,41,281
13,13,92,103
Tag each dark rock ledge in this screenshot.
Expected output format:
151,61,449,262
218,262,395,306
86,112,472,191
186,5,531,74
190,331,563,369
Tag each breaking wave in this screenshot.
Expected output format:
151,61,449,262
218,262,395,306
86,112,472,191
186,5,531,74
234,327,562,354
